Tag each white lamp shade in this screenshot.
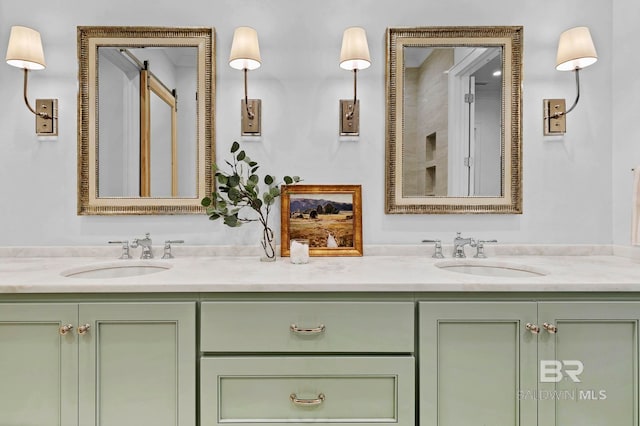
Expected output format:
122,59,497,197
340,27,371,70
5,26,46,70
556,26,598,71
229,26,261,70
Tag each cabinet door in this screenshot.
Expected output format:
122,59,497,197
538,302,640,426
78,302,196,426
419,302,537,426
0,303,77,426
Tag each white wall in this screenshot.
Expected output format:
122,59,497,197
612,0,640,245
0,0,615,246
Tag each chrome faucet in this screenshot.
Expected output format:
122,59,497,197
453,232,476,258
130,233,153,259
108,240,131,259
162,240,184,259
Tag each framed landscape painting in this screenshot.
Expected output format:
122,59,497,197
280,185,363,257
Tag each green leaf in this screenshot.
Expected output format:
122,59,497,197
293,176,301,182
251,166,260,174
242,156,252,164
263,193,274,205
248,161,258,167
230,141,240,153
236,150,246,161
201,197,212,207
264,175,274,185
228,174,240,187
252,199,263,210
228,187,242,202
224,215,239,227
283,176,293,185
249,174,259,184
269,187,280,198
217,175,228,185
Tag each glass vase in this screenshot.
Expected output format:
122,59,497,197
260,226,276,262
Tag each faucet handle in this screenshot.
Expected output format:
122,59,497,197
108,240,131,259
422,240,445,259
474,239,498,258
162,240,184,259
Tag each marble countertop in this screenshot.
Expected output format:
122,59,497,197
1,245,640,293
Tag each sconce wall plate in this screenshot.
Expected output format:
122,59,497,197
340,99,359,136
35,98,57,136
241,99,261,135
543,98,566,135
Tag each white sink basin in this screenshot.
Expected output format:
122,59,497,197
62,262,171,279
436,261,547,278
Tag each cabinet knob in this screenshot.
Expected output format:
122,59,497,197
543,322,558,334
290,324,326,335
525,323,540,334
290,393,325,406
78,323,91,335
59,324,74,335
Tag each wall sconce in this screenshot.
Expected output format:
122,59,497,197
229,26,261,136
5,26,58,136
543,26,598,136
339,27,371,136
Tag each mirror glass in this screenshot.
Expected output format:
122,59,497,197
386,27,522,214
78,27,214,215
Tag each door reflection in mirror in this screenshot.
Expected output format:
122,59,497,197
97,46,197,198
402,46,502,198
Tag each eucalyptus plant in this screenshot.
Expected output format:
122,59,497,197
201,142,301,260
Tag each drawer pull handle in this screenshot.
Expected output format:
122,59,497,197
290,324,326,335
290,393,325,406
543,322,558,334
78,324,91,335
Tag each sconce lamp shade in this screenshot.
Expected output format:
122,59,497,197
229,26,261,70
5,26,46,70
340,27,371,70
555,26,598,71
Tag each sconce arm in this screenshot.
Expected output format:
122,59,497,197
345,69,358,119
22,68,55,119
549,68,581,119
243,68,255,119
564,68,581,115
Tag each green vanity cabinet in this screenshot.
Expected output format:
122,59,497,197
0,301,196,426
419,300,640,426
200,300,416,426
0,303,78,426
537,302,640,426
418,302,538,426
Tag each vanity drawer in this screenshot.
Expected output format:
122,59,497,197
200,301,414,353
200,356,415,426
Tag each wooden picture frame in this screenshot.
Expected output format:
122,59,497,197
281,185,363,257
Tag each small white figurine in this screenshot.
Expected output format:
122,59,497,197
327,232,338,248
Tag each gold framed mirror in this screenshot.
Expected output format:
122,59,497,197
77,26,214,215
385,26,522,214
